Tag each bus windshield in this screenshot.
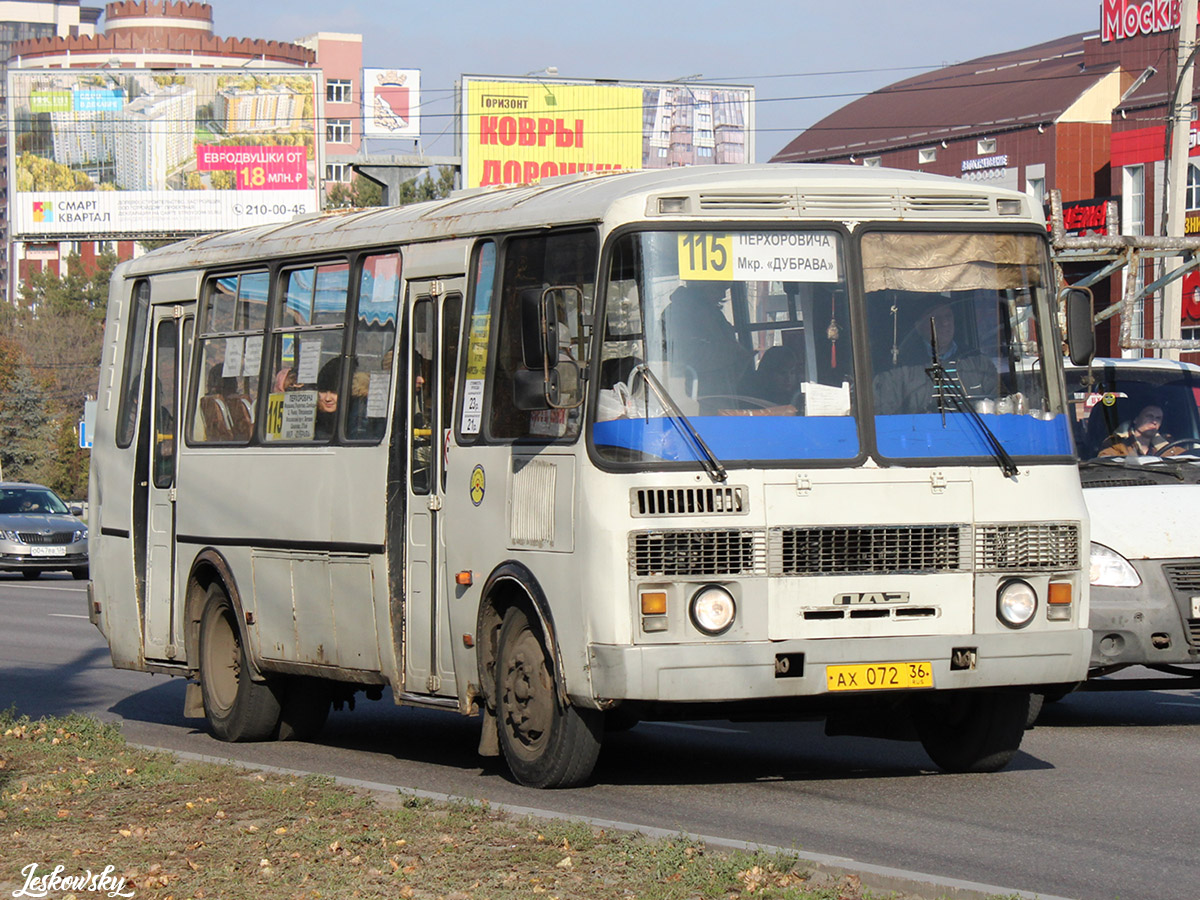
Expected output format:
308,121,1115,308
594,228,858,464
592,228,1069,466
864,231,1069,461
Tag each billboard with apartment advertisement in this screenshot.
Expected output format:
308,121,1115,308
460,76,753,189
363,68,420,138
6,68,321,239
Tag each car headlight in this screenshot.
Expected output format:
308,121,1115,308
689,585,736,635
1089,542,1141,587
73,528,87,542
0,530,20,542
997,579,1038,628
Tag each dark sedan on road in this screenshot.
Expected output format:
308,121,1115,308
0,483,87,580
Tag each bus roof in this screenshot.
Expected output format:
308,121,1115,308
121,163,1041,277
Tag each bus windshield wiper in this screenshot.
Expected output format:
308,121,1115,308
924,335,1018,478
630,363,727,483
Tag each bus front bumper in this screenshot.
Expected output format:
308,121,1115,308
587,629,1090,703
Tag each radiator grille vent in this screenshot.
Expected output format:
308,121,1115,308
631,529,766,577
632,486,747,517
772,525,965,575
975,523,1079,571
903,194,993,213
1163,563,1200,594
17,531,75,544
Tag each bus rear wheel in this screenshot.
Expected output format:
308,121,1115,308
276,677,331,741
915,690,1029,773
496,606,601,788
198,584,281,742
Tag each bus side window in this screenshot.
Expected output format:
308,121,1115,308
191,272,267,445
263,262,349,443
347,252,400,442
487,230,598,441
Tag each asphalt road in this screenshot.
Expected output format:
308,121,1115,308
2,575,1197,900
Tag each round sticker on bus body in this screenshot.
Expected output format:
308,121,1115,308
469,464,486,506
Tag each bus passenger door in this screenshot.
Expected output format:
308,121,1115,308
403,281,463,696
140,306,192,662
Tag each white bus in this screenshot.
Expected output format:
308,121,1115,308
89,165,1094,787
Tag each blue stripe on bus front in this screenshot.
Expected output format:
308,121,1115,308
592,413,1071,462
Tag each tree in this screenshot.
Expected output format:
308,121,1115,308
0,361,55,486
324,166,456,210
0,251,118,492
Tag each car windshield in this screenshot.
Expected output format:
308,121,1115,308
0,487,71,516
1065,363,1200,460
593,228,857,465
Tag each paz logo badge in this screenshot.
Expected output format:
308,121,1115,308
33,201,53,223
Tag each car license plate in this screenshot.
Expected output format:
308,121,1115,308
30,546,66,558
826,661,933,692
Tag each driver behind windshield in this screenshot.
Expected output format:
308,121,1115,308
1098,404,1183,458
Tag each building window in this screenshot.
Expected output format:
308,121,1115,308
1187,164,1200,211
1182,325,1200,342
918,147,937,164
977,138,997,155
327,79,352,104
862,157,882,168
326,119,352,143
326,163,351,183
1026,177,1046,204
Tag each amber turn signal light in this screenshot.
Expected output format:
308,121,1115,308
640,591,667,615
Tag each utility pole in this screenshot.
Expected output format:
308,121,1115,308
1164,0,1198,359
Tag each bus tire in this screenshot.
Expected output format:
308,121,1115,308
915,690,1029,773
276,677,331,741
496,606,602,788
198,584,281,742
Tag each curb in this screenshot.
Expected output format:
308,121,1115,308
145,745,1078,900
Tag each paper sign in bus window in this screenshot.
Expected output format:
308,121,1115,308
296,338,323,383
222,336,244,377
242,335,263,378
281,390,317,440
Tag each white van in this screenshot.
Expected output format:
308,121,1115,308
1064,358,1200,688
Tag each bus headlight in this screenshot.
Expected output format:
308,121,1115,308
997,579,1037,628
1089,542,1141,587
689,585,736,636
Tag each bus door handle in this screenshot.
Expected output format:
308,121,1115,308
427,495,443,511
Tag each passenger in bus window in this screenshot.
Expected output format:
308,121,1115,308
738,346,803,413
873,299,997,414
660,281,752,411
315,358,341,441
1097,404,1183,457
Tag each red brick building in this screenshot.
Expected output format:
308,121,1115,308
772,3,1200,360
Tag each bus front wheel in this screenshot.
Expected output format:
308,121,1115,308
495,606,602,788
198,584,281,742
915,690,1029,773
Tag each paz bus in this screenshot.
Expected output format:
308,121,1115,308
88,164,1094,788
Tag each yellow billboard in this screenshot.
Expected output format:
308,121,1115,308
461,76,753,190
462,79,643,188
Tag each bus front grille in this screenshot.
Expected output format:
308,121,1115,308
772,525,966,575
974,523,1080,572
631,529,766,577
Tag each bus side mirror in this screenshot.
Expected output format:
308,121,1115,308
1063,286,1095,366
512,368,559,410
520,288,559,370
